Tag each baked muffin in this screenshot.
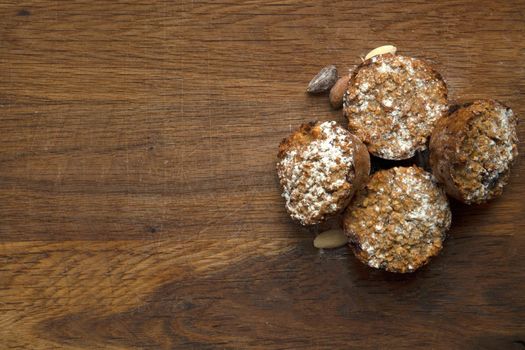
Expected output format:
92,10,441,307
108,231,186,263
429,100,518,204
343,166,451,273
343,54,448,160
277,121,370,225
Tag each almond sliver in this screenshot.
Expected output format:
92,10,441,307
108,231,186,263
313,229,348,249
364,45,397,60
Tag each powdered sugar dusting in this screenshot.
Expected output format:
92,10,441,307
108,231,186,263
345,166,451,273
455,102,518,203
344,55,448,160
277,121,356,225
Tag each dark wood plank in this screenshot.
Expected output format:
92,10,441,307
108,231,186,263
0,0,524,348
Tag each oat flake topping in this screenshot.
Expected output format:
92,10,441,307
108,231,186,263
277,121,356,225
344,166,451,273
344,54,448,160
431,100,519,204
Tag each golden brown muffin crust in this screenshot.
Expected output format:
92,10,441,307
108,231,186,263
344,54,448,160
343,166,451,273
429,100,518,204
277,121,370,225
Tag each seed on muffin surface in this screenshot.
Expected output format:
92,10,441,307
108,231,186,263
343,166,451,273
277,121,370,225
429,99,518,204
343,54,448,160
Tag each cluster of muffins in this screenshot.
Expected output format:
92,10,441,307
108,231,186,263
277,48,519,273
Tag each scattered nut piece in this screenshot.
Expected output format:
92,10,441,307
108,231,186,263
313,228,348,249
364,45,397,60
306,65,338,94
329,75,351,109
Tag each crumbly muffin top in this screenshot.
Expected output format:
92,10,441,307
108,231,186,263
343,54,448,160
450,100,518,204
277,121,356,225
344,166,451,273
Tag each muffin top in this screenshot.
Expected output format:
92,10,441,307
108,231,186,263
431,100,518,204
344,166,451,273
277,121,357,225
344,54,448,160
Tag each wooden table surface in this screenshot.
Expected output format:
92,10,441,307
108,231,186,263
1,1,524,349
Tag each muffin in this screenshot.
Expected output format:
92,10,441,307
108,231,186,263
343,54,448,160
343,166,451,273
277,121,370,225
429,100,518,204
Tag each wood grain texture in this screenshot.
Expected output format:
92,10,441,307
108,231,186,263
0,0,524,349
